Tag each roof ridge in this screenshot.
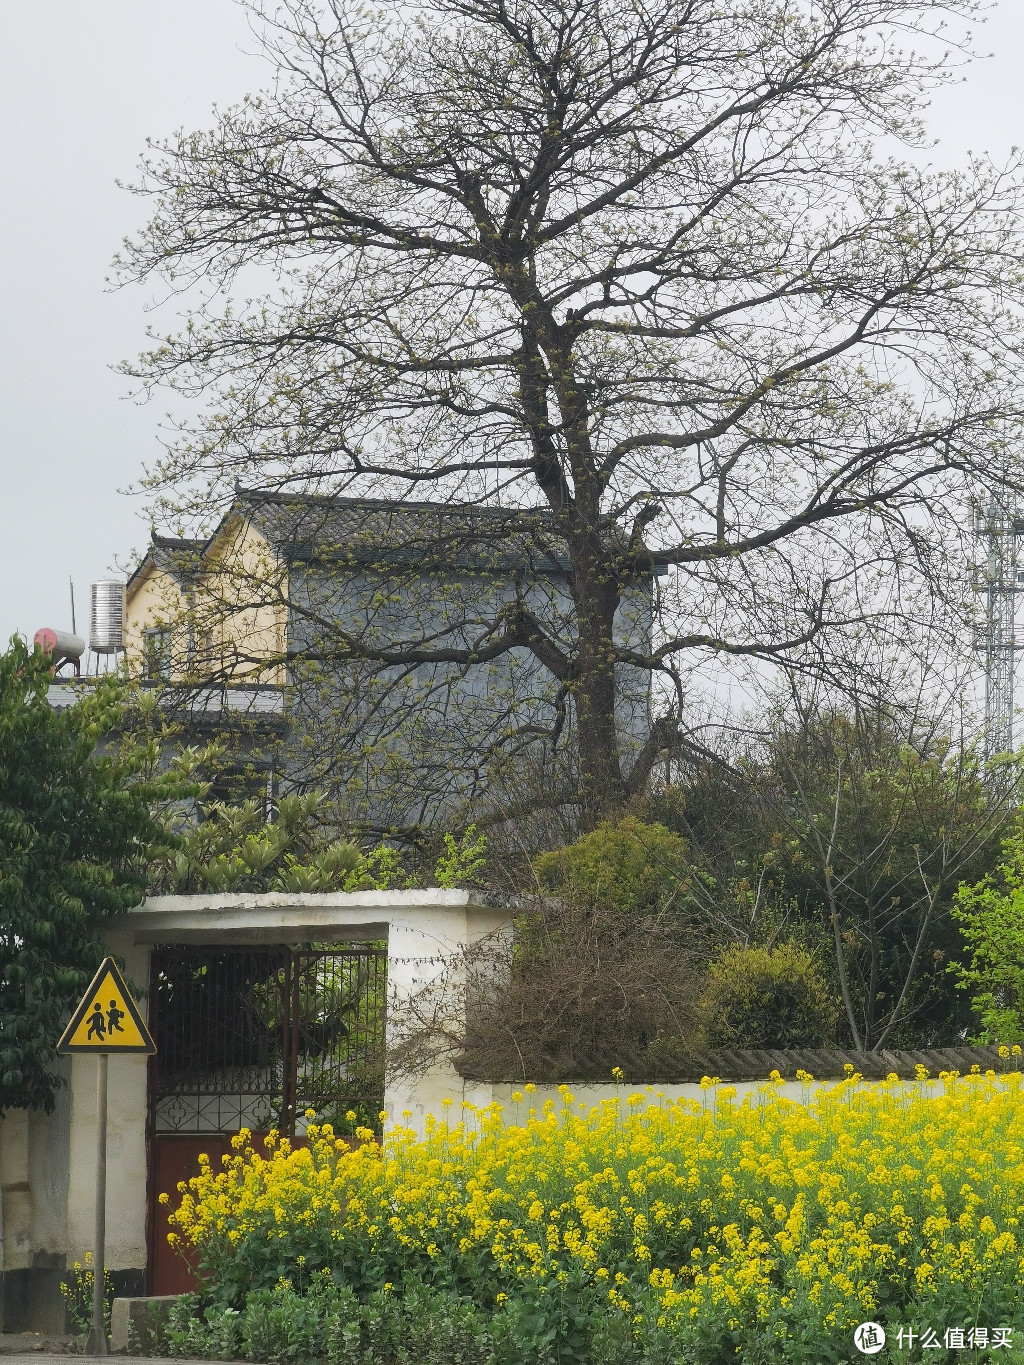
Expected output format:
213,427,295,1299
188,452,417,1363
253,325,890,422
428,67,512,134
151,533,205,548
234,487,554,519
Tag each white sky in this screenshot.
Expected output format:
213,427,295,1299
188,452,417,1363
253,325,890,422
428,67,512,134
1,0,1024,650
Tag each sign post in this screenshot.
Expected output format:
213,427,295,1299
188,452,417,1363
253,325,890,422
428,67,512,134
57,957,156,1356
92,1052,108,1355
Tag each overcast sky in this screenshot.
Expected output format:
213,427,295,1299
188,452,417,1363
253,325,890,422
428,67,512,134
1,1,1024,652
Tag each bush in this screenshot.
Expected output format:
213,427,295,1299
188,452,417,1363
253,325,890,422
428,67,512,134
698,942,840,1049
533,817,689,916
447,892,702,1081
161,1276,493,1365
164,1078,1024,1364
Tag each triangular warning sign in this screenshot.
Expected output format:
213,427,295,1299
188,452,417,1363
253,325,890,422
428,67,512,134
57,956,156,1054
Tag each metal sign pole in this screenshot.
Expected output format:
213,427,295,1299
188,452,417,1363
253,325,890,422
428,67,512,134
89,1053,109,1356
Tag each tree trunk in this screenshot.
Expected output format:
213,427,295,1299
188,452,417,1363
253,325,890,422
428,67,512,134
572,575,628,828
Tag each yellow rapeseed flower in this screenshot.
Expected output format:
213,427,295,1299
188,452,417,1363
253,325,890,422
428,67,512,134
162,1067,1024,1349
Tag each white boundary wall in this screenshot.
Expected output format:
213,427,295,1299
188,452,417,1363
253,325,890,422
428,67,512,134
463,1074,1012,1121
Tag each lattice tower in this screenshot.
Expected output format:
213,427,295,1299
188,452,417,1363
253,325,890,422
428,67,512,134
974,498,1023,761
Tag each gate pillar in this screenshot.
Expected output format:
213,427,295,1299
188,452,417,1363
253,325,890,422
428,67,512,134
384,903,509,1135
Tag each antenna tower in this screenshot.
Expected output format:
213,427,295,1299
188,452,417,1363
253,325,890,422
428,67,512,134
974,497,1023,760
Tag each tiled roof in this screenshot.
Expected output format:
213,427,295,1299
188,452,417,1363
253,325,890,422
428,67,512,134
460,1044,1024,1083
149,535,205,582
133,490,663,581
127,534,205,592
237,490,569,571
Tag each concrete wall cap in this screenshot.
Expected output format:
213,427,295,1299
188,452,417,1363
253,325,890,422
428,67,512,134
138,889,485,912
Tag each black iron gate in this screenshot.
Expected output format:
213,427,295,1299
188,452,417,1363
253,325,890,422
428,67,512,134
148,945,387,1136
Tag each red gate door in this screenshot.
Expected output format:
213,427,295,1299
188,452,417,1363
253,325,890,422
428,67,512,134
150,1134,235,1295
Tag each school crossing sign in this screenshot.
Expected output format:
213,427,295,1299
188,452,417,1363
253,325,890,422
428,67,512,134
56,956,156,1055
56,957,155,1353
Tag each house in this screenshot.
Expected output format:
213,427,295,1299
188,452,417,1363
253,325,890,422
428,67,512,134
124,490,656,830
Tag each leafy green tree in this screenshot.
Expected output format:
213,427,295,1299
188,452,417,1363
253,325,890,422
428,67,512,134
0,640,187,1114
951,823,1024,1043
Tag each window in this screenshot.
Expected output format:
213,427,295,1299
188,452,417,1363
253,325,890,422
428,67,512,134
144,627,172,681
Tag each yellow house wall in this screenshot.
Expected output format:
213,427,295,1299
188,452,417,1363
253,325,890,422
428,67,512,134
123,518,287,685
194,516,287,685
124,565,185,676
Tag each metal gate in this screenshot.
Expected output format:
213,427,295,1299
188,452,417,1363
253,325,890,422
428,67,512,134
147,944,386,1294
148,945,387,1136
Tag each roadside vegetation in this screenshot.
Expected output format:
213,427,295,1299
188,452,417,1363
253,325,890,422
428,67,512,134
156,1072,1024,1364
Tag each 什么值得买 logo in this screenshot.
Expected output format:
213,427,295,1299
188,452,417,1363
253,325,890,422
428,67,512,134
853,1322,886,1355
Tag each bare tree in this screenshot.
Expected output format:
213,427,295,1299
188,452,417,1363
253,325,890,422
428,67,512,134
388,891,703,1083
118,0,1024,828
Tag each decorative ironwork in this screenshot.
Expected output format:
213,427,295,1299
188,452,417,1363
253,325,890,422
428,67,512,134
149,945,386,1135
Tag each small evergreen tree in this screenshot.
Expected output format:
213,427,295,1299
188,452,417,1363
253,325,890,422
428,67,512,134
0,640,179,1115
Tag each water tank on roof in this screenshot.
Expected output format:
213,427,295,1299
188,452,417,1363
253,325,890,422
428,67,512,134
90,580,126,654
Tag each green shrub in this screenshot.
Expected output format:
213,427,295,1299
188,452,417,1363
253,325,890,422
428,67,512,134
165,1294,213,1358
534,817,688,914
699,942,840,1048
163,1276,495,1365
951,820,1024,1043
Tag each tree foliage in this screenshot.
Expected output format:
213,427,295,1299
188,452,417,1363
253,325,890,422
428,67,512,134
0,641,187,1114
699,942,840,1050
951,822,1024,1044
150,782,489,893
533,815,689,915
118,0,1024,827
150,788,399,894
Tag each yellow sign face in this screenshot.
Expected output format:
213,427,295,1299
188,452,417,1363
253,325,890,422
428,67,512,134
56,957,156,1054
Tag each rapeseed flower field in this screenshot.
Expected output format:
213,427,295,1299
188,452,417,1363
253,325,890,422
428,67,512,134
165,1064,1024,1362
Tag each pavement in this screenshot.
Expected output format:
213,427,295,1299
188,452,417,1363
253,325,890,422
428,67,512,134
0,1357,232,1365
0,1342,232,1364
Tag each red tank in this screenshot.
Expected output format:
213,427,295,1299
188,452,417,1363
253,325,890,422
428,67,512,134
34,628,86,676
